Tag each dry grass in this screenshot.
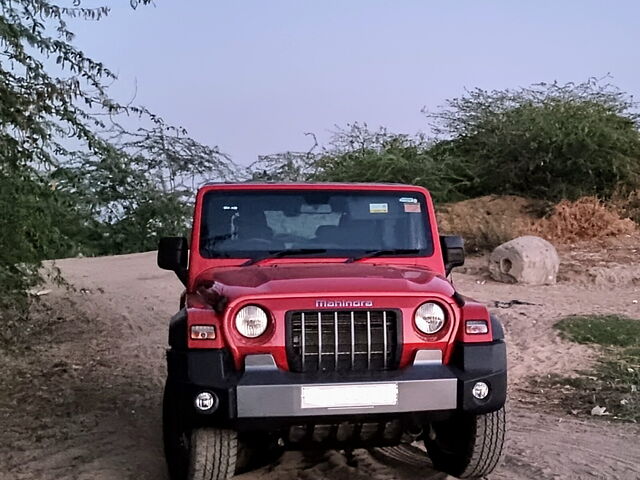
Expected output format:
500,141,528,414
437,195,541,251
532,197,636,243
438,195,636,251
611,189,640,225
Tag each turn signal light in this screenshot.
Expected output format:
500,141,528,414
191,325,216,340
465,320,488,335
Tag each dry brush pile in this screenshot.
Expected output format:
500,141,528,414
437,195,638,251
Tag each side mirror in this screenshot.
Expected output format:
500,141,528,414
440,235,465,276
158,237,189,285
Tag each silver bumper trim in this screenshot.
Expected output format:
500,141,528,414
238,354,456,418
237,378,457,417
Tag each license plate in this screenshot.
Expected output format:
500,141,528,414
300,383,399,409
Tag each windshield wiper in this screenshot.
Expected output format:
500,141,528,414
242,248,328,266
345,248,421,263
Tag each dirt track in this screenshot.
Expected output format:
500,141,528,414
1,250,639,479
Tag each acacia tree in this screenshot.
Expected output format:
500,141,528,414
248,124,472,202
313,124,472,202
56,125,236,255
249,133,320,182
0,1,234,317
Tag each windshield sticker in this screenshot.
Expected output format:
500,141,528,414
399,197,418,203
369,203,388,214
404,203,421,213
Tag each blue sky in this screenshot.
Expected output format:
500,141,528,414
71,1,640,165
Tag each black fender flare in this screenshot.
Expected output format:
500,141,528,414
168,308,188,349
490,313,504,341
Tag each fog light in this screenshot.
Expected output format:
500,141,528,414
472,382,489,400
194,392,218,412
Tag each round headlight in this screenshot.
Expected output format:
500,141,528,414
235,305,269,338
414,302,446,334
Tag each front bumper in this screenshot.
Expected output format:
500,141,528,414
236,354,458,417
166,340,506,429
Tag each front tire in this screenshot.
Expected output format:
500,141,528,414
189,428,238,480
163,382,239,480
424,406,506,479
164,383,190,480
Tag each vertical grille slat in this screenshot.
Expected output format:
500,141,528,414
301,312,306,370
383,311,388,369
288,310,399,373
334,312,339,371
366,311,372,369
317,312,322,366
350,312,355,370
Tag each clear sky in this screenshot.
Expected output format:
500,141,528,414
71,1,640,165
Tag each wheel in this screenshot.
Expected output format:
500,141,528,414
189,428,238,480
163,382,239,480
163,383,190,480
424,406,506,479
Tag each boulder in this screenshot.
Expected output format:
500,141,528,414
489,236,559,285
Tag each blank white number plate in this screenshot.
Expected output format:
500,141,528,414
301,383,399,409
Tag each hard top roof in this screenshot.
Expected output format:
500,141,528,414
200,181,423,188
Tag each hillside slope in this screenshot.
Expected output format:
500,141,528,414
0,251,639,479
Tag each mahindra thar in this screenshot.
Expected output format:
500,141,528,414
158,183,507,480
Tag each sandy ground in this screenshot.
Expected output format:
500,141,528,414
1,246,640,480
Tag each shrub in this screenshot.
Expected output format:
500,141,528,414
427,79,640,201
249,124,474,204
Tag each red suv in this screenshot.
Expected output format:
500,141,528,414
158,183,507,480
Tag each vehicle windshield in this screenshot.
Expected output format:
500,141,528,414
199,189,433,259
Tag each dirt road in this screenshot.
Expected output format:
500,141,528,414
1,250,639,479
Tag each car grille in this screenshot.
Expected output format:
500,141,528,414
286,310,399,372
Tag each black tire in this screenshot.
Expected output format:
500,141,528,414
164,382,191,480
163,382,239,480
189,428,238,480
424,406,506,479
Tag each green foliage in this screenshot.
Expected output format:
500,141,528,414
250,133,320,182
249,124,472,203
56,125,236,255
314,125,472,203
1,1,234,317
555,314,640,347
427,79,640,200
251,80,640,205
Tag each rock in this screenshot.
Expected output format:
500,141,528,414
590,405,609,416
489,236,559,285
